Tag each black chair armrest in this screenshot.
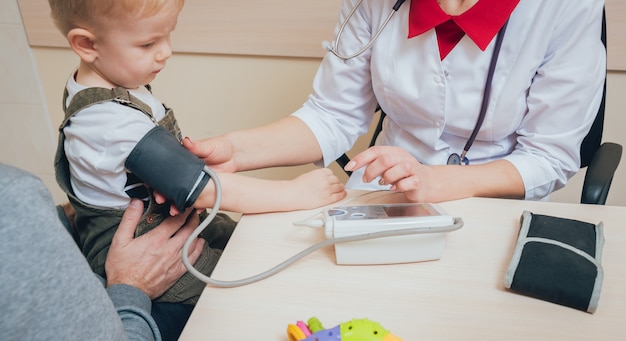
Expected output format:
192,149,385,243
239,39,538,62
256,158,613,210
336,154,353,176
581,142,623,205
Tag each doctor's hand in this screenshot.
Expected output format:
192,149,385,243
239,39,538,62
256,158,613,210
182,136,237,173
106,199,205,299
345,146,448,203
346,146,526,203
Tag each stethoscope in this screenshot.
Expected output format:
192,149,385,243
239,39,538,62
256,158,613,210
324,0,407,60
447,20,508,165
324,0,509,166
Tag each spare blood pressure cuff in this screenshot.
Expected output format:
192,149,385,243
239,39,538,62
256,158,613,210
125,126,210,211
503,211,604,313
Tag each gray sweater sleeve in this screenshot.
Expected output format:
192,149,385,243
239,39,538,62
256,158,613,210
108,284,161,340
0,163,160,341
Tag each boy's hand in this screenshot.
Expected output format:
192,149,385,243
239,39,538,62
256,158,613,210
289,168,347,210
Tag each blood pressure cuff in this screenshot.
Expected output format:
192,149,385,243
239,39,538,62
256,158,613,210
125,126,210,211
503,211,604,313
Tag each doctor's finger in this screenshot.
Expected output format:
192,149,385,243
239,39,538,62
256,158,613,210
344,145,390,172
377,163,410,187
392,175,429,202
361,146,415,182
181,136,211,159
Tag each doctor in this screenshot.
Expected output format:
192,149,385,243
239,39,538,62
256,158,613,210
183,0,605,203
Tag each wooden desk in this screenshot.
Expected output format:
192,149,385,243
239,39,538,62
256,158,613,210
180,191,626,340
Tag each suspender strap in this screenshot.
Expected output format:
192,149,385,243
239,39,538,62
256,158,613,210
60,86,156,130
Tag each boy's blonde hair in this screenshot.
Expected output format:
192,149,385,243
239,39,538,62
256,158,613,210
49,0,185,36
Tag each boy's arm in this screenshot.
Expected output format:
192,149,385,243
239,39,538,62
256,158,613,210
130,126,344,214
194,168,346,214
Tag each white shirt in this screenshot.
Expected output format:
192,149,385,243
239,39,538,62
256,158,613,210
63,74,166,209
293,0,605,200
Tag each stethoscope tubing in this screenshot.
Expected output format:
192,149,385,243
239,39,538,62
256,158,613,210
461,20,509,160
327,0,407,61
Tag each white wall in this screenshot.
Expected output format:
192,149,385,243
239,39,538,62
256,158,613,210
0,0,59,201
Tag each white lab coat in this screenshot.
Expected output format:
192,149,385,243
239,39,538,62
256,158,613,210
293,0,605,200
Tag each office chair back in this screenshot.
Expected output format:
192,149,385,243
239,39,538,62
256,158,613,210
578,7,622,205
580,7,607,168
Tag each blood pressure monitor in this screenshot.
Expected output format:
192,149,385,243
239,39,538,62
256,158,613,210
323,203,454,237
322,203,457,265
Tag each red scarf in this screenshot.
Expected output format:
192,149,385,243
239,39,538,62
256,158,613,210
408,0,519,59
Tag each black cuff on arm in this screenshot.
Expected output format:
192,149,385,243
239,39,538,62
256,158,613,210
125,126,210,211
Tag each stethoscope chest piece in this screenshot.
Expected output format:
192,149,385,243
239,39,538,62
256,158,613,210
447,153,469,165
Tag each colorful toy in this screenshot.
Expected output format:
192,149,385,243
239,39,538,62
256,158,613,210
287,317,403,341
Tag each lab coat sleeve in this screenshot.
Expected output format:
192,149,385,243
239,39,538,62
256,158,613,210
292,0,381,167
504,1,605,200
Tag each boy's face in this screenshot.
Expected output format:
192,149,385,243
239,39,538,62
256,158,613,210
89,2,180,89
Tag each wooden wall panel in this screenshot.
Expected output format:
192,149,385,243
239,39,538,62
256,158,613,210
605,0,626,71
17,0,626,70
17,0,341,58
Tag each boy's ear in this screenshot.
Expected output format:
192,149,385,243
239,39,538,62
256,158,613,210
67,28,98,63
